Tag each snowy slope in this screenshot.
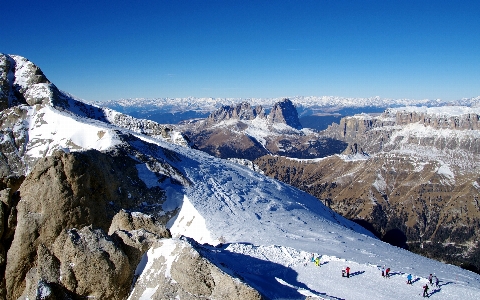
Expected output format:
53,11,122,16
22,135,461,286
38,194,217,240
3,55,480,299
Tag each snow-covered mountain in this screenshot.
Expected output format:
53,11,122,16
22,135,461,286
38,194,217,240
2,54,480,299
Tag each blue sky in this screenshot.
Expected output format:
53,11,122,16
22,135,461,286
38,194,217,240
3,1,480,101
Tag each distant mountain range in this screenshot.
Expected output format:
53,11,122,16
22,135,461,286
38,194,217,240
93,95,480,126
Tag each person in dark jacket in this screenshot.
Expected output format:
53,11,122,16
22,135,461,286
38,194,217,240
423,284,429,297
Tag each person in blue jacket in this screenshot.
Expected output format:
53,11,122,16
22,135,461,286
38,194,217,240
407,274,412,284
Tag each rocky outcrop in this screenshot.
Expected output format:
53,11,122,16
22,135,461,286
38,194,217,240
206,102,266,125
4,149,169,299
107,112,192,147
205,98,302,129
267,98,302,129
0,54,71,109
324,107,480,154
393,109,480,130
129,238,263,300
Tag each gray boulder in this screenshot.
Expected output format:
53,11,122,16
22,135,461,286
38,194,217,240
129,238,263,300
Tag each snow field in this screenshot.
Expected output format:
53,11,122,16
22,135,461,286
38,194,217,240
199,242,480,299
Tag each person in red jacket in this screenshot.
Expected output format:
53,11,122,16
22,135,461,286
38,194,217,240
385,267,390,278
346,266,350,278
423,284,429,297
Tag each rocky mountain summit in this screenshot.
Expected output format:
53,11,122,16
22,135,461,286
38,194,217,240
255,106,480,272
204,98,301,129
178,98,347,160
267,98,303,130
205,101,266,124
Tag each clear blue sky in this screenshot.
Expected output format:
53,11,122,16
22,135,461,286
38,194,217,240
3,0,480,102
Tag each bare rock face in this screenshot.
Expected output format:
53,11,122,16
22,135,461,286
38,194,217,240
109,209,171,267
206,102,266,125
51,226,132,299
0,54,57,108
324,108,480,154
4,149,168,299
129,238,263,300
267,98,302,130
0,105,30,177
0,54,14,110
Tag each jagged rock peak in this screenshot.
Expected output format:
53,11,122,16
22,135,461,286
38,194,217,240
267,98,302,129
0,53,67,109
206,101,266,123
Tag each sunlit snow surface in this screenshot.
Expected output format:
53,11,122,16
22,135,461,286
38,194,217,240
26,105,122,158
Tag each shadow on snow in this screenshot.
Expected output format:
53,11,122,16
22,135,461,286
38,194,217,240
194,240,344,300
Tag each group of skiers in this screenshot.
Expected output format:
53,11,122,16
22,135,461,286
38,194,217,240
421,274,440,297
380,266,440,297
306,254,440,297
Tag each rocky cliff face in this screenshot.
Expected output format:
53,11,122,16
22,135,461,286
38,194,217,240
0,54,262,299
205,98,302,129
255,106,480,272
206,102,266,125
267,98,303,130
325,107,480,154
129,238,262,300
3,149,168,299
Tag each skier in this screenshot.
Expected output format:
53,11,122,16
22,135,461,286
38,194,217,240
346,266,350,278
310,253,315,263
385,267,390,278
381,266,385,277
407,274,412,284
423,284,429,297
434,276,439,287
342,269,346,277
428,274,433,285
314,256,320,267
